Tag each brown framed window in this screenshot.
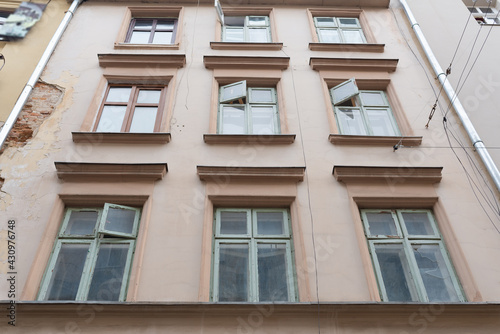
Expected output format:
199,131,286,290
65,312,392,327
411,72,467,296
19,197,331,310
94,85,166,133
125,18,178,44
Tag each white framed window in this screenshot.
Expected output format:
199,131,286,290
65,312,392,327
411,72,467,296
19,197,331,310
361,209,465,302
314,17,366,43
38,204,141,301
330,78,400,136
468,6,500,24
222,16,271,42
212,208,296,302
218,81,280,135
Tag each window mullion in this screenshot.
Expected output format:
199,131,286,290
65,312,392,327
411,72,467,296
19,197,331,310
250,238,258,302
404,239,428,302
246,103,251,135
148,19,157,44
359,105,373,136
76,239,99,301
122,86,139,132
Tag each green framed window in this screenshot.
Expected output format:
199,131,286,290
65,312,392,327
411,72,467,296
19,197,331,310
212,208,296,302
38,203,141,301
314,17,366,43
331,78,400,136
218,81,280,135
222,16,271,42
361,209,465,302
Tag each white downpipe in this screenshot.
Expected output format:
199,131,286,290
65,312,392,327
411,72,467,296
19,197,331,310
400,0,500,193
0,0,82,149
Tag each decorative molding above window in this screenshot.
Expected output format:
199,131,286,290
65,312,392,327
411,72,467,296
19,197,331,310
204,56,289,70
197,166,305,182
98,54,186,69
54,162,168,181
333,166,443,184
310,57,398,72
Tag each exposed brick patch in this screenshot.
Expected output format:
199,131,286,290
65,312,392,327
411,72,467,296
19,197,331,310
0,176,4,192
2,80,64,151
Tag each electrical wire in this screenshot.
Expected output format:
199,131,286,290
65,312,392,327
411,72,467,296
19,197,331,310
281,47,321,334
0,54,5,71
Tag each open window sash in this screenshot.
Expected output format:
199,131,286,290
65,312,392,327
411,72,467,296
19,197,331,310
98,203,141,238
330,78,359,105
220,80,247,104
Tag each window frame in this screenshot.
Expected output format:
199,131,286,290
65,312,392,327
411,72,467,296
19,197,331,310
92,84,167,133
218,82,280,135
361,209,466,302
37,204,141,302
125,18,178,45
211,208,296,302
314,16,367,43
330,80,401,137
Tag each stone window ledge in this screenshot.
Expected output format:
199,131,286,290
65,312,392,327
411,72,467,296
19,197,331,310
203,134,295,145
72,132,171,144
329,134,422,146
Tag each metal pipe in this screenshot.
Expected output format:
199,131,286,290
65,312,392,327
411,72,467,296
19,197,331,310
400,0,500,193
0,0,82,149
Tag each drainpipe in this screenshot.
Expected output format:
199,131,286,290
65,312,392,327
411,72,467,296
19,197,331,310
0,0,82,150
400,0,500,194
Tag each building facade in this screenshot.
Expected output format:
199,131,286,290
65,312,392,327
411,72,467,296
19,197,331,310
1,0,500,332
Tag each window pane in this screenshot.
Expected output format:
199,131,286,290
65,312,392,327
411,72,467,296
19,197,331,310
374,243,418,302
129,31,151,44
156,20,175,30
96,106,127,132
412,244,460,302
258,243,289,302
103,206,137,235
343,30,365,43
224,28,244,42
218,244,249,301
479,7,494,13
152,31,173,44
46,243,90,300
365,212,398,237
221,81,246,103
249,89,274,103
220,211,248,235
137,90,161,104
133,19,153,30
365,108,398,136
318,29,340,43
359,91,386,106
256,211,284,235
224,16,244,27
251,106,275,135
106,87,132,103
336,108,367,135
64,210,98,236
315,17,337,27
221,105,246,134
331,79,358,105
87,243,130,301
401,212,435,236
248,28,269,42
247,16,267,27
129,107,157,133
338,18,359,27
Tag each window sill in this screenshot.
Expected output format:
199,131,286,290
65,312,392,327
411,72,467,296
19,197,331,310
204,134,295,145
114,42,180,50
210,42,283,51
72,132,171,144
309,43,384,53
329,134,422,146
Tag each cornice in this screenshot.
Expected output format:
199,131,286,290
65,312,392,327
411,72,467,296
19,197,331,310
310,57,398,72
54,162,168,181
333,166,443,183
197,166,305,182
98,54,186,68
204,56,289,70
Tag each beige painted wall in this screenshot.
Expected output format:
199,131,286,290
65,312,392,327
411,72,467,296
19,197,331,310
0,0,70,126
1,1,500,332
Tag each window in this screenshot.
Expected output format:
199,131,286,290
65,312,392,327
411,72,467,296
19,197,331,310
94,85,166,133
222,16,271,42
38,204,141,301
212,208,296,302
0,11,9,26
330,78,400,136
361,209,465,302
218,81,280,135
314,17,366,43
125,18,178,44
468,6,500,24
